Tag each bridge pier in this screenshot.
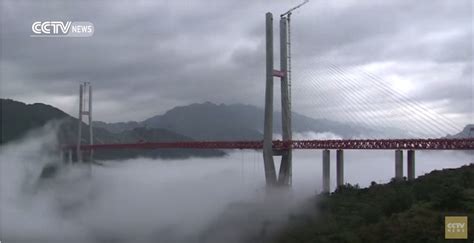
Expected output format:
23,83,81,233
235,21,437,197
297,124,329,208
407,150,415,180
395,149,403,180
322,149,330,193
68,149,73,164
60,149,65,162
336,149,344,187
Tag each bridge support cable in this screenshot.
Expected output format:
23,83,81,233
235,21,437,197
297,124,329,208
295,62,403,132
290,69,327,119
294,68,372,127
328,63,456,136
298,68,388,134
299,79,383,135
292,68,341,113
305,65,408,135
293,68,381,130
326,62,460,135
302,54,460,137
352,66,461,133
301,58,453,137
321,63,445,137
308,50,461,135
303,76,381,132
306,60,439,136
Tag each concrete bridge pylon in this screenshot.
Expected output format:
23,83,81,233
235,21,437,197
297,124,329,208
76,82,94,171
263,12,292,187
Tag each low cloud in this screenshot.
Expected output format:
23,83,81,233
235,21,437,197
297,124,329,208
1,123,473,242
0,124,311,243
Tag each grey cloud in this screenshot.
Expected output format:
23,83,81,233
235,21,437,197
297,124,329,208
0,0,472,131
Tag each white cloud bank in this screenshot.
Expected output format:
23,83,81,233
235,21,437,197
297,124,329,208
1,124,472,242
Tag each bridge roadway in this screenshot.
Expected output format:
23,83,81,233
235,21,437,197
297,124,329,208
64,138,473,191
69,138,474,151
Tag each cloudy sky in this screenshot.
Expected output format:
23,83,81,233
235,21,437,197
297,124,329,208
0,0,472,135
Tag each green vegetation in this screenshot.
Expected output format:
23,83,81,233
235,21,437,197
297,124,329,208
276,164,474,243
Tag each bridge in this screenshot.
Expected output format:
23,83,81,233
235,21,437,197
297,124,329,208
70,139,474,151
64,11,474,192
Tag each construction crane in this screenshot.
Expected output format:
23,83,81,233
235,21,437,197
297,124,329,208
280,0,309,124
281,0,309,18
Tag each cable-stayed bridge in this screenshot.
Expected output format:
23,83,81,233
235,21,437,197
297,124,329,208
63,12,474,191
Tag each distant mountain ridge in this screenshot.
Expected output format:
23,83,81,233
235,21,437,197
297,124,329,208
446,124,474,138
94,102,404,140
0,99,224,159
2,98,470,153
93,120,141,134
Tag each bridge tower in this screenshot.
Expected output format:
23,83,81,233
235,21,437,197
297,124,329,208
77,82,94,164
263,13,292,186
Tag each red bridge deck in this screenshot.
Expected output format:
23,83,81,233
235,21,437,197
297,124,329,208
70,138,474,150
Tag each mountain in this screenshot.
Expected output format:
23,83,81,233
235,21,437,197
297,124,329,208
0,99,224,159
93,120,141,134
446,124,474,138
1,98,71,143
96,102,384,140
143,102,377,139
143,103,263,140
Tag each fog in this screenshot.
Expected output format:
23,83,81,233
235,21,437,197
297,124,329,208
1,126,472,243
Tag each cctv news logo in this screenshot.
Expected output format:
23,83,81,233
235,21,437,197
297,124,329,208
31,21,94,37
445,216,468,239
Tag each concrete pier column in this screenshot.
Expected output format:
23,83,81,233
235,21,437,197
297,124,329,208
68,149,73,164
88,84,94,163
395,149,403,180
60,150,65,162
77,84,83,163
336,149,344,187
322,149,330,193
407,150,415,180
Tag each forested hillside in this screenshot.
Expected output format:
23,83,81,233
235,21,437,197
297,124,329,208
275,164,474,243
